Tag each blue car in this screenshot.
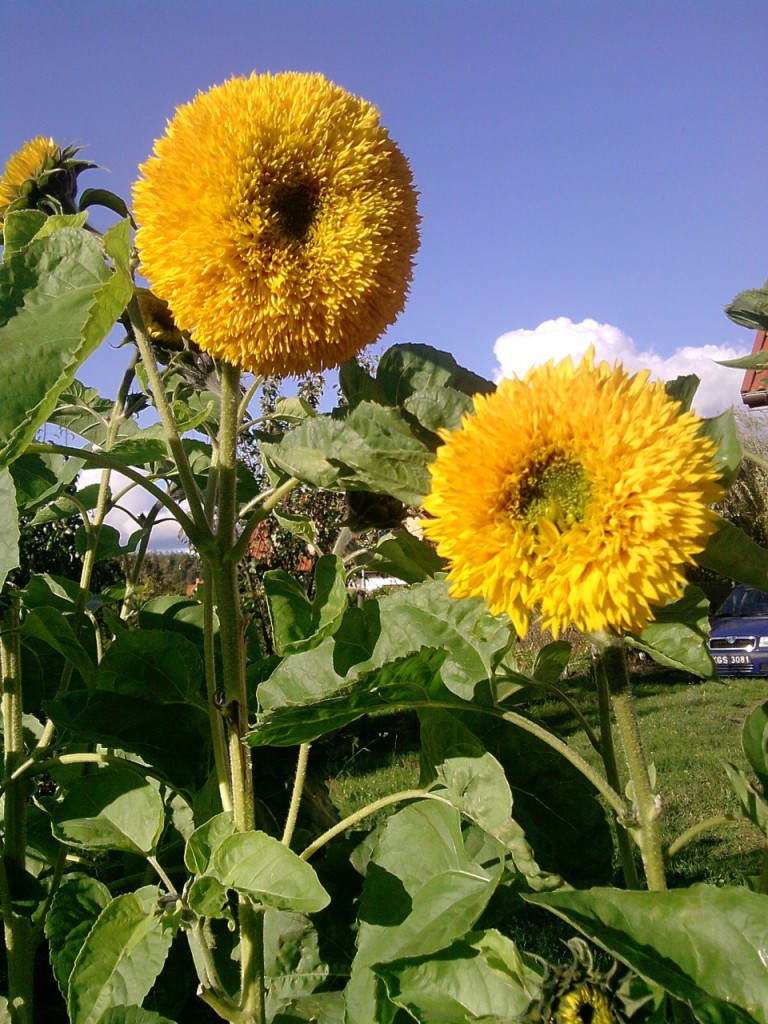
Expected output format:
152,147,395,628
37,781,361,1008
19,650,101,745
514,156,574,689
708,584,768,676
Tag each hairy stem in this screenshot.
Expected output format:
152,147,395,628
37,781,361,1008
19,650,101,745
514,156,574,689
596,638,667,891
665,814,738,861
1,595,34,1024
213,360,264,1023
282,743,310,847
594,656,641,889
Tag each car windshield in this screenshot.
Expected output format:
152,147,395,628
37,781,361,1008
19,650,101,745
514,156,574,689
716,587,768,617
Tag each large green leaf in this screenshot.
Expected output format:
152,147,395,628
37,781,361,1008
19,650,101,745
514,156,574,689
0,216,133,469
355,800,503,970
526,885,768,1024
626,585,716,678
375,929,542,1022
363,530,446,584
97,1008,177,1024
96,629,206,707
260,402,432,505
252,578,511,746
697,516,768,591
46,874,112,1000
264,554,348,655
456,711,613,886
22,606,97,688
10,450,82,513
723,286,768,333
742,701,768,788
51,768,165,855
67,886,177,1024
375,344,494,408
701,409,742,488
264,910,329,1020
47,380,142,445
45,691,211,788
210,831,330,913
184,811,235,874
0,468,20,588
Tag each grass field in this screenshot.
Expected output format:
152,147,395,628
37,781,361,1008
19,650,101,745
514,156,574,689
327,671,768,889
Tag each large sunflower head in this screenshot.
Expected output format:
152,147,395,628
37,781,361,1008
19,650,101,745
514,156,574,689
423,350,723,638
0,137,95,231
132,72,420,377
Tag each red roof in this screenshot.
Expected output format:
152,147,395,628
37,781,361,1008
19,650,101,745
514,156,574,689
740,331,768,409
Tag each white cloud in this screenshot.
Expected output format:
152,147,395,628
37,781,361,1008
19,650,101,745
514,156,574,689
78,469,188,551
493,316,745,417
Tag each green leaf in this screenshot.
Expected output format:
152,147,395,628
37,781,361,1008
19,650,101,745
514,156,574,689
45,691,211,788
365,530,445,584
742,701,768,788
375,929,543,1022
264,910,329,1019
2,209,48,253
626,585,716,678
252,579,511,746
10,450,82,513
724,763,768,837
96,629,205,707
375,344,495,407
0,219,133,469
22,606,96,687
210,831,330,914
186,875,230,920
455,710,613,886
718,350,768,370
527,885,768,1024
52,768,165,855
701,409,743,487
47,380,136,446
724,286,768,332
265,554,348,655
532,640,571,684
78,187,133,222
665,374,700,412
97,1008,177,1024
46,874,111,1001
354,800,503,969
67,886,177,1024
273,510,317,546
184,811,235,874
260,402,432,505
0,468,20,588
697,516,768,590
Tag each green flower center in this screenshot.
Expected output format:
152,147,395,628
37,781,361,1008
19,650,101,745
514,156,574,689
271,181,320,243
505,450,591,530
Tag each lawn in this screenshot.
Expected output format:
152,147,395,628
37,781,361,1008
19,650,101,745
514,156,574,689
327,671,768,889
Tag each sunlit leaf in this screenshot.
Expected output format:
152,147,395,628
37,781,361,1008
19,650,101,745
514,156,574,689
46,874,111,1000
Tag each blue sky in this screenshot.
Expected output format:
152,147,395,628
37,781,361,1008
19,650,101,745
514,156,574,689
3,0,767,415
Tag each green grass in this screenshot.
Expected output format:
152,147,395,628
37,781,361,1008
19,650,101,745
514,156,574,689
326,673,768,888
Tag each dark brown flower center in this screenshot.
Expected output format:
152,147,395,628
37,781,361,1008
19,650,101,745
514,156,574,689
271,181,320,243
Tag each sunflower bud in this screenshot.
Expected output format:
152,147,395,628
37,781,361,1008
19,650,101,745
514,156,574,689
0,137,97,230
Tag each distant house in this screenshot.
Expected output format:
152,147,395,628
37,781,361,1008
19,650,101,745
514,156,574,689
740,330,768,409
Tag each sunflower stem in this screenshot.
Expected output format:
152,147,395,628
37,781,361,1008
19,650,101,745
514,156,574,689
593,656,641,889
126,293,212,548
595,637,667,892
213,359,264,1023
282,743,311,847
1,593,35,1024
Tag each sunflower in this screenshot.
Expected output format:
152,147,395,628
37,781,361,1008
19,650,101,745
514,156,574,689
132,72,419,377
423,350,723,637
0,137,94,230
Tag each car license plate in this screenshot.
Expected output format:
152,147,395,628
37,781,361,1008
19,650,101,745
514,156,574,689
713,654,752,667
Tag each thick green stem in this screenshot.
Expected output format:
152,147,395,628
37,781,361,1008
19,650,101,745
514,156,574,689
213,360,264,1023
594,657,641,889
597,639,667,891
1,595,35,1024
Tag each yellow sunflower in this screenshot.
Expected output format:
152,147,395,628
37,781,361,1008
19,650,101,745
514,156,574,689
554,983,615,1024
423,350,723,637
0,137,93,230
132,72,419,377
